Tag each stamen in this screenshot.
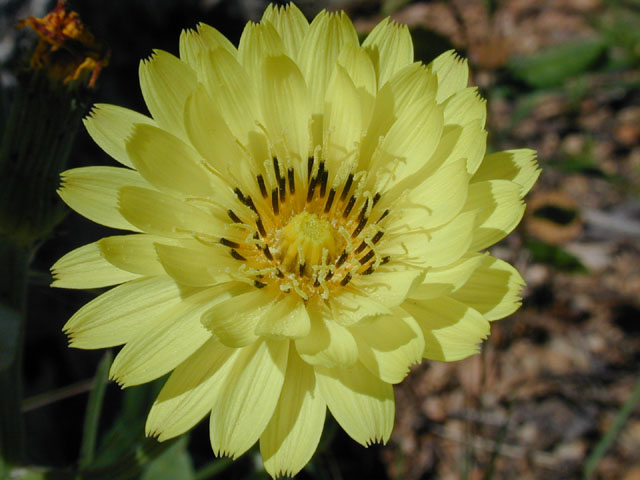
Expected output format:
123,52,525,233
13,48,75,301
220,238,240,248
362,265,375,275
279,176,286,201
257,175,267,198
357,199,369,222
276,269,285,278
256,218,267,237
234,188,245,203
271,188,279,215
228,210,243,223
341,173,354,201
376,209,389,223
324,188,336,213
359,250,374,265
254,280,267,288
381,256,390,264
319,169,328,197
372,231,384,243
307,156,314,179
340,272,352,286
299,262,306,277
307,174,318,202
263,245,273,260
231,249,246,261
352,215,368,238
343,195,356,218
354,241,367,254
288,167,295,194
245,196,258,214
273,157,281,185
335,250,348,268
373,192,381,206
324,270,334,281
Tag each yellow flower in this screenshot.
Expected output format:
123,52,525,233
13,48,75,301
52,3,539,477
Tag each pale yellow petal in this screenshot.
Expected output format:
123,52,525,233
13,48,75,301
98,234,169,276
200,47,262,146
316,361,394,446
298,10,359,143
155,242,237,287
118,186,223,238
323,64,362,173
389,159,469,231
110,284,238,386
51,241,139,289
210,339,289,458
427,50,469,103
255,294,310,339
336,44,377,129
261,3,309,60
384,210,477,268
330,288,392,326
179,23,236,72
260,349,325,478
295,306,359,368
350,311,424,384
64,277,188,349
83,104,155,168
139,50,197,139
450,255,525,321
259,55,310,164
370,96,443,189
354,269,424,309
58,166,148,231
403,296,489,361
463,180,525,251
442,87,487,127
146,338,238,441
362,17,413,87
409,253,484,300
238,21,284,72
472,149,540,198
125,123,214,196
201,288,274,347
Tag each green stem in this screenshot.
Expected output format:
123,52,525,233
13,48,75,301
79,351,113,469
194,458,233,480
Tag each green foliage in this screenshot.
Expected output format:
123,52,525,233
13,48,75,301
141,437,195,480
524,238,588,273
508,39,607,89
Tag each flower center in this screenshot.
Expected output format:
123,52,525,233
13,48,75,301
218,156,391,301
279,211,339,274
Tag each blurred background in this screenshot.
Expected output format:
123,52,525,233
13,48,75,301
1,0,639,478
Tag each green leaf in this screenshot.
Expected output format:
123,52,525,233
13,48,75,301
524,237,588,273
141,437,194,480
508,39,606,88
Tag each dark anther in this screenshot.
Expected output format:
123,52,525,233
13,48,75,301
231,249,246,261
376,209,389,223
313,277,320,287
307,156,314,179
257,175,267,198
307,174,318,202
254,280,267,288
288,168,295,194
220,238,240,248
276,269,285,278
273,157,281,184
256,218,267,237
324,271,334,281
234,188,245,203
352,216,368,238
263,245,273,260
341,173,354,201
299,262,306,276
372,231,384,244
357,199,369,222
279,176,286,201
340,272,352,286
335,250,348,268
228,210,242,223
245,195,258,214
271,188,279,215
319,169,328,197
372,193,381,206
359,250,374,265
343,195,356,218
324,189,336,213
362,265,375,275
354,241,367,254
381,256,390,264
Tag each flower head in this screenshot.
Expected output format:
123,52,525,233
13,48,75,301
53,3,539,477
